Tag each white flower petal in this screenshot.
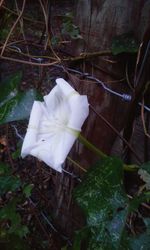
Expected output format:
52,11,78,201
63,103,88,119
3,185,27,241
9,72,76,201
29,142,63,172
52,130,77,166
67,95,89,130
56,78,76,97
21,101,43,157
21,78,89,172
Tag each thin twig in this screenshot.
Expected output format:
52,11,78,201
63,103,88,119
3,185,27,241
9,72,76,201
141,98,150,139
2,5,44,24
63,50,112,62
0,0,4,8
67,156,87,172
38,0,60,61
0,55,59,66
1,0,26,56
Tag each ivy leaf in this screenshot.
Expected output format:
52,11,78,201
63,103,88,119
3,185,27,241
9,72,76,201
138,162,150,190
129,233,150,250
0,72,22,107
0,176,21,195
62,12,81,39
0,199,28,239
74,157,129,250
0,199,21,225
111,33,138,55
0,89,40,124
0,162,21,195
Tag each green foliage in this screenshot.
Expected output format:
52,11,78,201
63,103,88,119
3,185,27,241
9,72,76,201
23,184,34,198
0,162,32,249
0,162,21,195
129,232,150,250
74,157,129,250
111,33,138,55
0,72,22,107
73,157,150,250
12,147,21,159
138,162,150,190
0,73,41,125
0,198,28,237
62,12,82,39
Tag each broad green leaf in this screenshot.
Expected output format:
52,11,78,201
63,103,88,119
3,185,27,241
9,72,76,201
74,157,129,250
0,175,21,195
0,73,22,107
0,89,39,124
111,33,138,55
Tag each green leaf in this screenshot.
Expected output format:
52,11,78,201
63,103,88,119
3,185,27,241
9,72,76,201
0,162,10,175
128,192,150,213
12,141,22,160
139,161,150,175
138,162,150,190
0,199,21,225
23,184,33,198
74,157,129,250
62,12,81,39
0,175,21,195
0,73,22,107
0,198,29,239
129,233,150,250
12,147,21,159
111,33,138,55
0,89,39,124
0,162,21,195
11,225,29,238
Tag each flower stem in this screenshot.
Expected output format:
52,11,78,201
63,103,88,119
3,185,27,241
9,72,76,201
78,134,107,159
78,134,139,172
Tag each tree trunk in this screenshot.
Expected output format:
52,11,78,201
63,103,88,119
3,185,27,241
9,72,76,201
54,0,150,237
71,0,150,164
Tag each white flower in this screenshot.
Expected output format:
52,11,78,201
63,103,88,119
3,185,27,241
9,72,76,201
21,78,89,172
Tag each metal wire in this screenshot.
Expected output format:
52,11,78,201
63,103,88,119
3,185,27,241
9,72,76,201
7,45,150,112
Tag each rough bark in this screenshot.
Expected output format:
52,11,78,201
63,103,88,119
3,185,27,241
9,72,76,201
55,0,150,237
72,0,150,164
